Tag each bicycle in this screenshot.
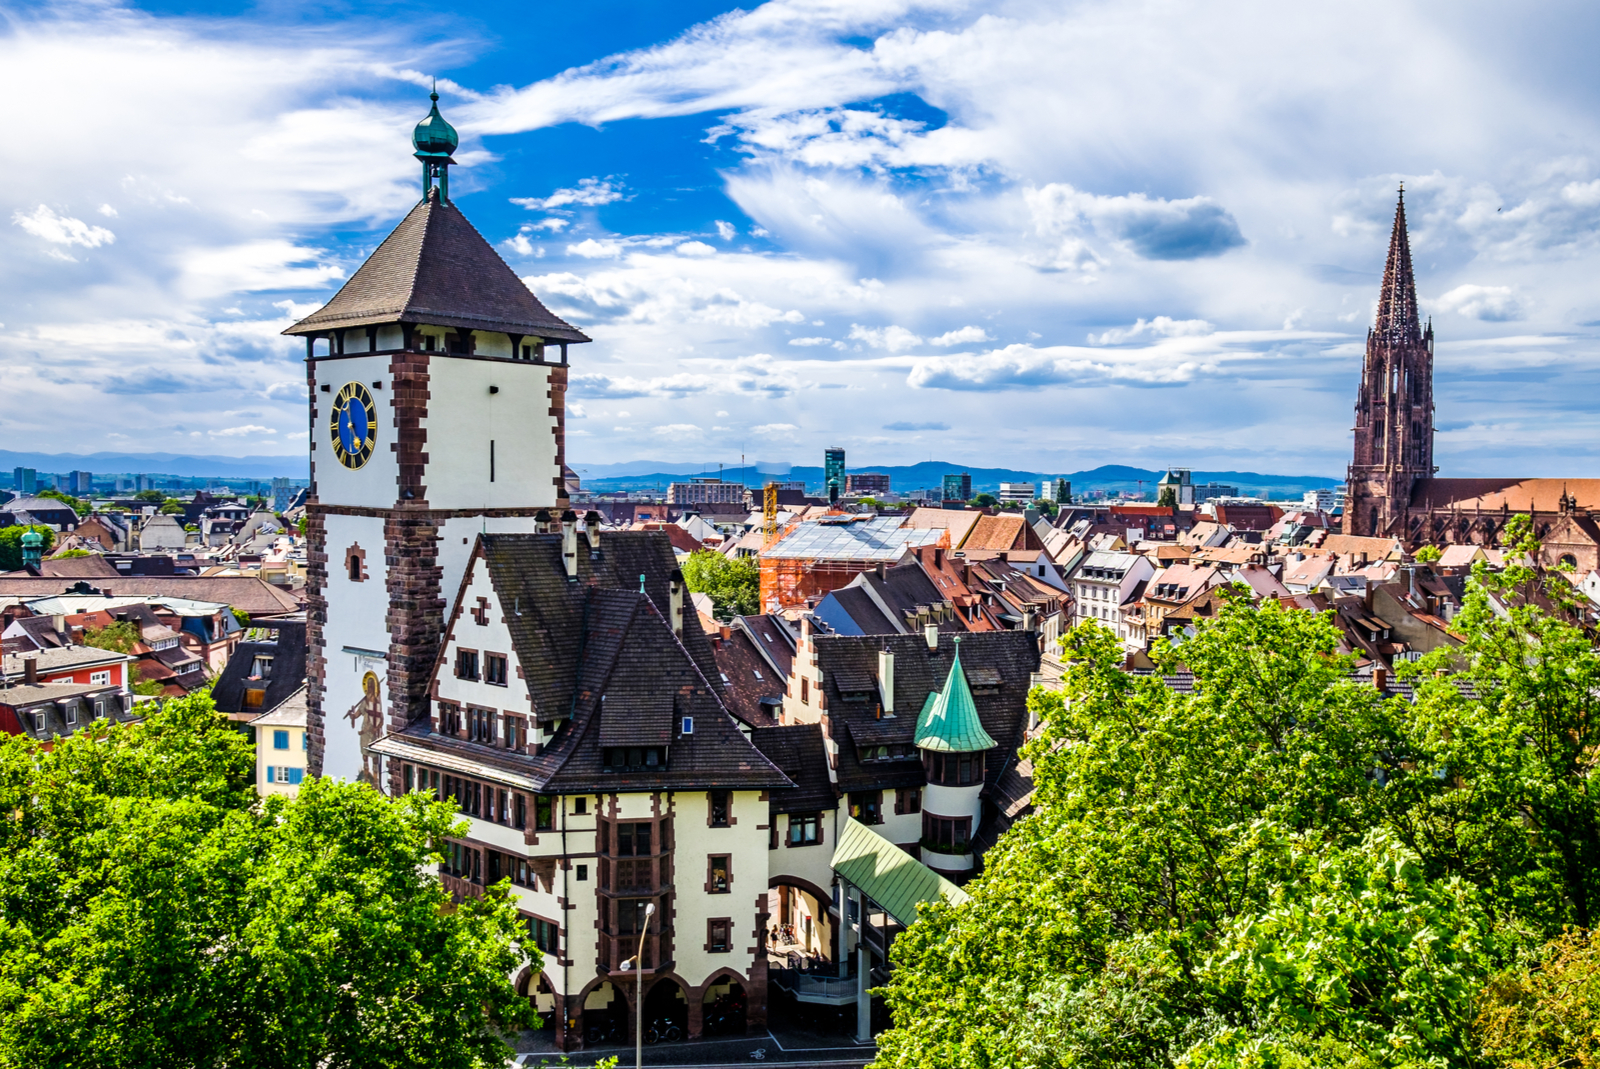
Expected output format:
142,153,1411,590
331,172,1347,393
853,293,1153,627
643,1016,683,1044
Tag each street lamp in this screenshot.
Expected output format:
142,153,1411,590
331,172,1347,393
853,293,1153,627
620,901,656,1069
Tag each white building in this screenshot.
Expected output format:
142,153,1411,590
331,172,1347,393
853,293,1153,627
996,482,1036,504
1070,550,1157,644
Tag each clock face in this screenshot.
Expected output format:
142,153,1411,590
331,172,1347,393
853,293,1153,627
329,382,378,470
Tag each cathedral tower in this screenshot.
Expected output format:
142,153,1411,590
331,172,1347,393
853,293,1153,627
1343,188,1435,537
284,93,589,787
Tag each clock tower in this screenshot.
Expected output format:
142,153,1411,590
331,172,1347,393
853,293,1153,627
284,92,589,789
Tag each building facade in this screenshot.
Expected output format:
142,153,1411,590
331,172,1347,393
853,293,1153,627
667,478,747,506
824,447,846,504
845,472,890,496
996,482,1035,504
285,94,590,787
941,473,972,502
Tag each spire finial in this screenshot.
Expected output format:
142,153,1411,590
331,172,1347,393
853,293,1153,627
431,76,438,103
1398,180,1405,195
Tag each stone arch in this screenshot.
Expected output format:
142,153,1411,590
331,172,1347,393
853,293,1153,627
699,967,750,1037
641,973,690,1039
571,975,630,1048
768,875,836,966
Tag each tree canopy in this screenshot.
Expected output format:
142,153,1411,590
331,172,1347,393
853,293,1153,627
0,525,55,570
681,548,759,619
0,693,536,1069
873,526,1600,1068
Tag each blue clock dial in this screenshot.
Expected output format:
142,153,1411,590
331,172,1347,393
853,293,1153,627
328,382,378,470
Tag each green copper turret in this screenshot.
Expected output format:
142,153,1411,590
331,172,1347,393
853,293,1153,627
413,89,459,202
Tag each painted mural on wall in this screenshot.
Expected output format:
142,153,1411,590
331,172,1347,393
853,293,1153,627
344,669,385,787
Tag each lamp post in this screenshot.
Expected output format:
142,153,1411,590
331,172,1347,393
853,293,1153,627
620,901,656,1069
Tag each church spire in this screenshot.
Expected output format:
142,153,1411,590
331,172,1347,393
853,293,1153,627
1374,185,1421,344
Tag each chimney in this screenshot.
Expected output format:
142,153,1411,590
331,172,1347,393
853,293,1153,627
924,622,939,650
24,657,38,686
1373,665,1388,693
933,547,944,570
534,509,552,535
560,510,579,579
1022,610,1036,631
669,568,685,640
584,510,601,549
875,561,886,581
877,648,895,715
719,624,731,643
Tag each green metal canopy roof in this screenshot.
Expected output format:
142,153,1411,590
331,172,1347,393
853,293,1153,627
831,817,968,926
914,641,998,753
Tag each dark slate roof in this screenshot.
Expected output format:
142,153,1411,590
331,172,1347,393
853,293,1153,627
751,724,838,814
813,630,1038,794
476,531,722,722
710,628,782,728
375,530,790,792
284,191,590,343
211,620,309,717
821,585,894,635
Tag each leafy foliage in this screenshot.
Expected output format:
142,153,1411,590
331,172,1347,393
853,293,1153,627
971,492,997,508
83,621,141,653
1415,544,1443,563
1478,928,1600,1068
36,489,88,515
680,548,759,619
0,525,54,570
873,534,1600,1068
0,692,536,1069
159,498,187,515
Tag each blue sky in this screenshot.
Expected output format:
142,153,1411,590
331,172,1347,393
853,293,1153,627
6,0,1600,478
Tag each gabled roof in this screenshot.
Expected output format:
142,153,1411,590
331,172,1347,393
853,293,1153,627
285,191,589,343
962,515,1042,553
832,817,968,926
752,724,837,814
914,643,998,753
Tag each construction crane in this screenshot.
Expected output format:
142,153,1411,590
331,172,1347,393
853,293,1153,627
763,481,778,546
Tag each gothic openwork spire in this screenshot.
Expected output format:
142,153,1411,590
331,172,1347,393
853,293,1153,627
1374,186,1422,345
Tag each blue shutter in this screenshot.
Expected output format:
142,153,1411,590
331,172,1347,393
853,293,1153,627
288,768,304,785
274,730,289,750
266,767,275,783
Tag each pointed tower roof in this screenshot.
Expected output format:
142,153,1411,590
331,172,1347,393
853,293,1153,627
914,640,997,753
1374,187,1422,345
285,191,589,342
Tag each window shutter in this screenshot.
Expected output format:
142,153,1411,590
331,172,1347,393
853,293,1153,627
267,767,275,783
288,768,304,785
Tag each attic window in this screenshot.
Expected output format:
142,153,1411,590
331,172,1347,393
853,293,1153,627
752,669,762,680
682,716,694,735
604,747,665,772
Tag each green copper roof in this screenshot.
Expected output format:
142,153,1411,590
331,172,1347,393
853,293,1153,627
413,92,459,158
914,641,997,753
832,817,968,926
20,530,43,547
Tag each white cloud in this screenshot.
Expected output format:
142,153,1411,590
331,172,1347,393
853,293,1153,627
568,402,587,418
788,336,840,346
1088,317,1215,346
1434,284,1526,322
652,423,704,440
928,325,990,347
714,220,737,241
97,204,118,218
849,323,922,351
510,177,628,211
567,239,623,259
210,424,276,437
13,205,115,249
677,240,717,256
752,422,800,436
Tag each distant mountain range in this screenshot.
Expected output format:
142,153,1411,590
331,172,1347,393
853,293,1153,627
577,462,1341,500
0,449,308,481
0,450,1341,500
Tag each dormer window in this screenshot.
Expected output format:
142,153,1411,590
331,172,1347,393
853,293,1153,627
604,747,664,773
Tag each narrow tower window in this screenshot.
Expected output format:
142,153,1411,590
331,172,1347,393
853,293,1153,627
489,440,496,482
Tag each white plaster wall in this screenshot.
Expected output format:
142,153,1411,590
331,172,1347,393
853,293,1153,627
673,789,766,990
311,355,400,510
923,783,983,827
422,359,560,511
876,809,922,850
768,829,835,897
436,557,525,717
322,512,390,784
437,517,541,628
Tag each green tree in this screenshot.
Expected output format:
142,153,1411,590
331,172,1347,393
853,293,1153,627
0,692,537,1068
159,498,187,515
52,548,91,558
1157,485,1178,507
83,621,141,653
680,549,759,619
1415,544,1443,563
36,488,89,515
871,552,1600,1069
133,489,165,503
1478,927,1600,1068
971,492,997,508
0,525,54,570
